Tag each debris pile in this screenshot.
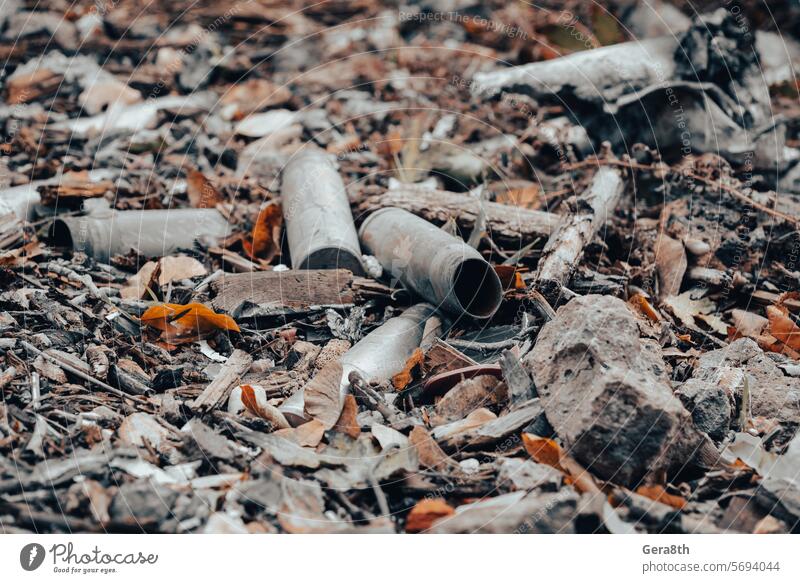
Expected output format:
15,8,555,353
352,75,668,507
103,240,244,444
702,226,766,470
1,0,800,533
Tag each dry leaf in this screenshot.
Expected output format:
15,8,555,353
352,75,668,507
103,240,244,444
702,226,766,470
630,293,660,322
186,169,224,208
766,292,800,352
243,203,282,261
239,384,290,430
120,261,159,300
391,348,424,390
141,302,240,344
409,426,460,471
332,394,360,438
496,185,540,209
635,484,687,510
158,256,207,285
406,498,454,533
494,265,526,291
655,235,687,300
303,360,344,429
522,433,598,494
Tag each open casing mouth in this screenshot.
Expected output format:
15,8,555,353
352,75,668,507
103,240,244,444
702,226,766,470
450,257,503,319
359,207,503,320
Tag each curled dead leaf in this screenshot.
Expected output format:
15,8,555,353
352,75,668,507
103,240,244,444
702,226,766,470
635,484,687,510
243,203,282,261
391,348,424,390
522,433,598,494
406,498,454,533
141,302,240,344
186,169,224,208
238,384,290,430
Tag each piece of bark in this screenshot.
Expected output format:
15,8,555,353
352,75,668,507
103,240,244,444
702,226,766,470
534,166,625,301
433,375,503,423
524,295,712,487
359,187,560,247
498,347,535,407
191,349,253,413
436,399,543,450
210,269,355,315
423,338,478,377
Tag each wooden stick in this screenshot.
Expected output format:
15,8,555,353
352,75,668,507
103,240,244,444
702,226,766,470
534,166,625,301
191,349,252,413
359,187,559,247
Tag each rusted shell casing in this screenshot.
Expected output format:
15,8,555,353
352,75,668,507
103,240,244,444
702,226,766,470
281,149,364,275
51,208,230,262
359,208,502,320
279,303,436,426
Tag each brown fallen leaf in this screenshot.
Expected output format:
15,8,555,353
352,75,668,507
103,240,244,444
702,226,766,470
240,384,290,430
242,203,282,261
522,433,599,494
303,360,344,429
391,348,424,390
765,292,800,355
729,309,769,339
120,261,159,300
635,484,687,510
158,255,207,285
409,426,460,471
406,498,455,533
332,394,360,438
140,302,240,344
186,169,224,208
655,234,687,300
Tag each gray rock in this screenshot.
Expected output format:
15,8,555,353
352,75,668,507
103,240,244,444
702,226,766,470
525,294,709,487
678,339,800,437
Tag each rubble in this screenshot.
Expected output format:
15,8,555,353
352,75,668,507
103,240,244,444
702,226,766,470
525,295,713,486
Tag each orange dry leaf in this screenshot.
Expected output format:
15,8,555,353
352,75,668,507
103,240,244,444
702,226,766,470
332,394,360,438
391,348,424,390
405,498,454,533
522,434,564,470
763,292,800,357
495,185,540,209
141,302,240,344
635,485,687,510
522,433,599,494
243,203,282,261
186,169,224,208
494,265,526,291
630,293,660,323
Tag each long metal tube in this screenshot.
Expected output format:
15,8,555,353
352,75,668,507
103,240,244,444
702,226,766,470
279,303,436,426
51,207,230,262
359,208,502,320
281,149,364,275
